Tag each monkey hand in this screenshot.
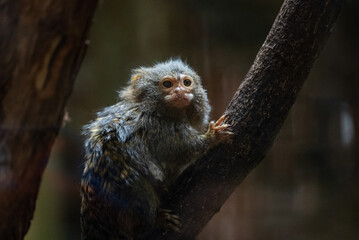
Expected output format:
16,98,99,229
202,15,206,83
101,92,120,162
205,114,233,144
158,209,181,233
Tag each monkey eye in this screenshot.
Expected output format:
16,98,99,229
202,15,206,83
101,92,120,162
163,80,173,88
183,78,192,87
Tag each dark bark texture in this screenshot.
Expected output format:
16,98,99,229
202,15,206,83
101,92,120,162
146,0,344,239
0,1,97,239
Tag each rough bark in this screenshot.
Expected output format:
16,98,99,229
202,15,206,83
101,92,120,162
146,0,344,239
0,1,98,239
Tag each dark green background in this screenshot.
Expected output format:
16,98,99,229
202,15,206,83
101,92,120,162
26,1,359,239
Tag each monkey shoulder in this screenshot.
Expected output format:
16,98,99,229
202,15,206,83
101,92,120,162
84,104,138,144
82,104,142,186
82,103,166,187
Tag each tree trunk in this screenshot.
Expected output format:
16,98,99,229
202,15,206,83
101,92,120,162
146,0,344,239
0,1,98,239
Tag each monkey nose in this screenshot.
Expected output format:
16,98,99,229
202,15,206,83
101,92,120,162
173,86,186,93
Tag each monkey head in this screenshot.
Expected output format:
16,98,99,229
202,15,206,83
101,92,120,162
119,59,211,130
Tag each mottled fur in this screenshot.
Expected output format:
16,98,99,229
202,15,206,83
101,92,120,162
81,59,224,240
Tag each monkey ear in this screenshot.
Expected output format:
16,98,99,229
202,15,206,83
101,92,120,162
132,74,142,82
131,68,147,84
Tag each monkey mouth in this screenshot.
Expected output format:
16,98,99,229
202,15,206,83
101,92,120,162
165,92,193,108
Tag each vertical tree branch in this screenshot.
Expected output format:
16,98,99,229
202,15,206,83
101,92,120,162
147,0,344,239
0,1,98,239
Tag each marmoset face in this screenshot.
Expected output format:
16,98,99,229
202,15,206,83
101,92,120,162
160,74,195,109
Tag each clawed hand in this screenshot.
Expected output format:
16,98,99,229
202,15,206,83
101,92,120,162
207,114,233,143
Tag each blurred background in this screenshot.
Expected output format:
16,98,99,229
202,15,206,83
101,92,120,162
25,0,359,239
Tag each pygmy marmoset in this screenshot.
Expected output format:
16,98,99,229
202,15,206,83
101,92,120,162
80,59,232,240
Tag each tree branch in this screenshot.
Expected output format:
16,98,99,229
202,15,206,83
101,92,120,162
147,0,344,239
0,1,98,239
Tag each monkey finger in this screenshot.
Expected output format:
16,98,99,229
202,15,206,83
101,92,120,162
215,115,228,126
217,114,229,124
221,132,234,139
167,224,180,233
163,213,181,223
214,124,231,131
160,209,173,214
166,213,180,219
168,217,181,226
